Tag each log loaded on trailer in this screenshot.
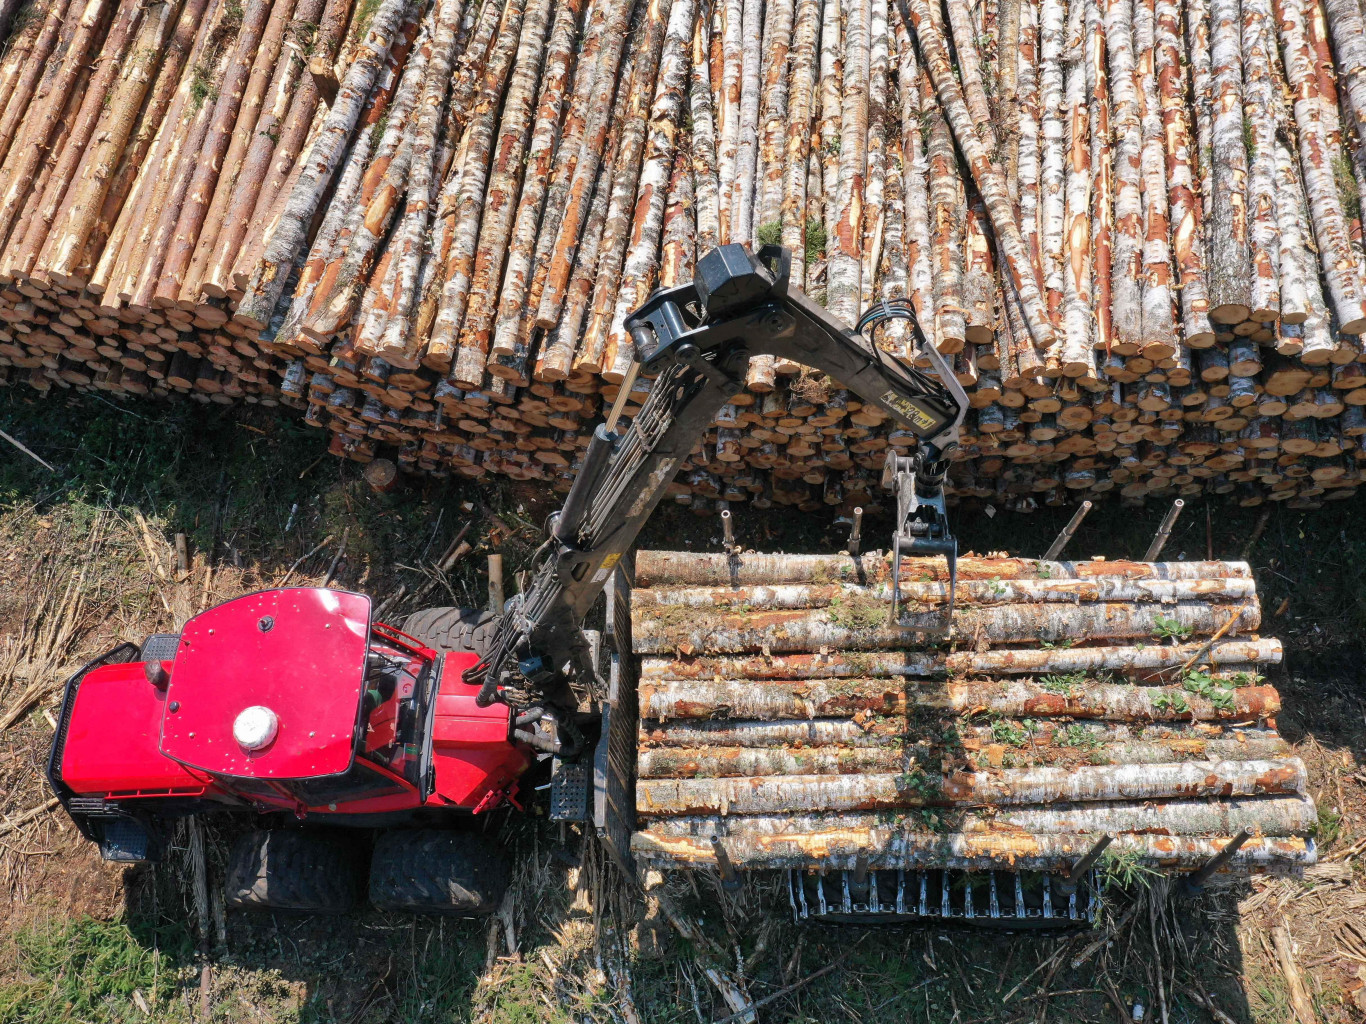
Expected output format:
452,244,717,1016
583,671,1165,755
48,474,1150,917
47,247,1313,920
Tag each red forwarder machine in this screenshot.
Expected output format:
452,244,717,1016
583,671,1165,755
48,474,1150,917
47,245,969,913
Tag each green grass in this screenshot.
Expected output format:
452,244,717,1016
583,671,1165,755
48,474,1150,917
1056,723,1104,750
756,220,783,247
896,765,942,801
0,917,193,1023
188,61,215,112
804,217,827,265
1038,672,1084,696
353,0,383,36
1317,803,1343,848
369,110,390,150
1334,152,1361,223
1097,846,1160,890
0,389,547,619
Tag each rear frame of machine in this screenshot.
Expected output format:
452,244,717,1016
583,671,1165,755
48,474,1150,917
595,531,1314,928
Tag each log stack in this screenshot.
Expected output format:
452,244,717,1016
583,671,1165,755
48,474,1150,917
628,550,1314,878
4,0,1366,510
0,0,410,403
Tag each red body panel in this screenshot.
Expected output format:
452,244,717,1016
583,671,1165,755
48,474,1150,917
160,589,372,778
430,651,530,808
56,597,532,820
62,662,210,797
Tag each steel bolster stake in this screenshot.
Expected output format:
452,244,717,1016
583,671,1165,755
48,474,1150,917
720,508,737,555
1143,499,1186,562
711,836,743,891
1043,501,1093,560
1181,826,1255,894
1059,832,1116,895
845,507,863,556
852,854,869,886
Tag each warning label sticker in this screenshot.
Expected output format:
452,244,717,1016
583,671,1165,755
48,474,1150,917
880,390,938,431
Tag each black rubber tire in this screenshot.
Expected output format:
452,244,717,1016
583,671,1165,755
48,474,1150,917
368,830,508,914
400,607,498,657
223,830,363,913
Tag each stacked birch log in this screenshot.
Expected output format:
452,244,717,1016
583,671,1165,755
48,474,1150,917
629,550,1314,877
5,0,1366,511
0,0,392,402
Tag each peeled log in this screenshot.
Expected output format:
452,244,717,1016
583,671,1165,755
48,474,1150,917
637,732,1293,777
631,551,1253,586
1276,0,1366,334
633,577,1259,609
1206,0,1252,323
638,678,1281,722
643,794,1317,838
631,828,1314,873
635,758,1305,816
631,600,1261,652
639,638,1282,680
235,0,414,330
641,718,1288,752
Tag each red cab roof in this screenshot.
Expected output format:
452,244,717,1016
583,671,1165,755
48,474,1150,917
159,588,371,779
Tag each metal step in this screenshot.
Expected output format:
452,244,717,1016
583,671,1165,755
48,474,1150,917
550,757,589,821
97,817,152,863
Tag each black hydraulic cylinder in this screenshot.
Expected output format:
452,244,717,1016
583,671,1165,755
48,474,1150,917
553,424,617,544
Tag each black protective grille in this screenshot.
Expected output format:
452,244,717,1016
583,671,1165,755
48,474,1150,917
139,633,181,662
595,558,637,875
790,869,1102,926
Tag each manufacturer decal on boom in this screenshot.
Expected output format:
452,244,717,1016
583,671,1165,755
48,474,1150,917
880,390,937,431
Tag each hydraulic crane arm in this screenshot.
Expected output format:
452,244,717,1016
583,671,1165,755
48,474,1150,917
463,244,967,747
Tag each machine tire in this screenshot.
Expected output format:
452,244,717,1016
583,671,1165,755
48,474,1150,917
368,830,508,914
224,830,362,914
400,607,498,658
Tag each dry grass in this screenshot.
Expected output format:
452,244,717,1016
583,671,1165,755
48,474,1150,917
4,392,1366,1020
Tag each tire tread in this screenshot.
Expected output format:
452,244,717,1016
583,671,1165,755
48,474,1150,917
400,607,497,657
368,830,508,914
224,830,360,913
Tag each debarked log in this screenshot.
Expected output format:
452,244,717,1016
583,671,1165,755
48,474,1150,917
632,577,1259,610
640,793,1318,838
629,828,1314,873
634,731,1293,776
637,678,1281,721
639,718,1287,753
638,637,1283,680
631,600,1261,652
634,758,1305,815
631,551,1254,587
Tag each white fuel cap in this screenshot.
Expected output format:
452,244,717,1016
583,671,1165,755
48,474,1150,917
233,706,279,751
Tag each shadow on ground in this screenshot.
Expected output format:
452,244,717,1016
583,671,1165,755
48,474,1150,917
2,389,1365,1021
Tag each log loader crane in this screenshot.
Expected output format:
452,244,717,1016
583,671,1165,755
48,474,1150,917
48,245,1313,920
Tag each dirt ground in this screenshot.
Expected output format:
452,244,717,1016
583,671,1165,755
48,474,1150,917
3,388,1366,1023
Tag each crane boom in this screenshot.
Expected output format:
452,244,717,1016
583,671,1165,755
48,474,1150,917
463,244,968,749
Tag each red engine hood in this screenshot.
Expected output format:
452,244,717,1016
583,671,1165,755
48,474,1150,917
62,661,209,797
159,588,371,779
